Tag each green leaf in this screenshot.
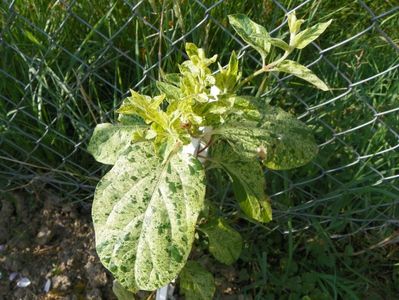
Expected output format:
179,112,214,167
185,42,200,60
92,142,206,291
270,38,290,51
180,261,215,300
112,280,137,299
287,12,304,35
163,73,181,86
274,60,329,91
166,96,203,129
116,90,169,128
226,51,239,77
216,51,241,93
292,19,332,49
88,123,146,165
118,114,144,125
156,81,182,100
210,142,272,223
228,14,271,62
214,105,318,170
230,96,261,120
184,43,218,69
201,95,234,117
233,179,272,223
200,217,243,264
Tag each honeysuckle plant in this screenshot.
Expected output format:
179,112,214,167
88,13,331,299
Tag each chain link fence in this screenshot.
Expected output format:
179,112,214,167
1,0,398,234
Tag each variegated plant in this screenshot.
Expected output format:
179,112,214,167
88,13,331,299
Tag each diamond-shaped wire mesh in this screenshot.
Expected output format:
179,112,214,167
0,0,398,233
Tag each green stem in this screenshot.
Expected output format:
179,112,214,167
238,50,292,89
238,67,267,88
268,50,291,69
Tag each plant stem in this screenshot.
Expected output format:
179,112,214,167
197,137,213,155
238,50,291,89
238,67,268,89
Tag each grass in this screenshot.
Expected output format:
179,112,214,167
0,0,398,298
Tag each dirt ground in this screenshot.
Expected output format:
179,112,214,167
0,191,116,300
0,191,245,300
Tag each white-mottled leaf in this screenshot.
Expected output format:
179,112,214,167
116,91,169,129
228,14,271,61
112,280,137,299
156,81,182,100
92,142,206,291
180,261,215,300
293,20,332,49
210,142,272,222
88,123,147,165
200,217,243,264
163,73,181,86
214,106,318,170
274,60,329,91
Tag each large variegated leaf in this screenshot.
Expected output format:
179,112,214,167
180,261,215,300
88,123,146,165
200,217,243,264
210,142,272,223
112,280,136,300
228,14,271,61
274,60,329,91
92,142,206,291
214,105,318,170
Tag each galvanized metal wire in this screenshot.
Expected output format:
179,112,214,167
0,0,398,234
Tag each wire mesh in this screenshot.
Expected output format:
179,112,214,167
0,0,398,235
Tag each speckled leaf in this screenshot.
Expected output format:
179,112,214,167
92,142,206,291
112,280,137,299
180,261,215,300
228,14,271,61
116,90,169,129
293,19,332,49
88,123,146,165
184,43,218,69
200,217,243,264
274,60,329,91
210,142,272,223
156,81,182,100
214,105,318,170
163,73,181,86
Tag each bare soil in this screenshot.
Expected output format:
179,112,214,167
0,191,116,300
0,191,245,300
